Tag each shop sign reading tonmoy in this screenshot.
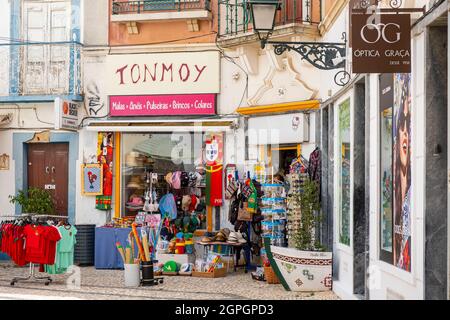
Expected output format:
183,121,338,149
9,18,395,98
352,14,411,73
109,94,216,116
106,51,220,95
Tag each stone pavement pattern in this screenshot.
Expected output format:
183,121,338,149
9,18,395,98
0,264,339,300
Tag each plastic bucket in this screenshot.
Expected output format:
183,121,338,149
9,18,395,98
124,264,140,287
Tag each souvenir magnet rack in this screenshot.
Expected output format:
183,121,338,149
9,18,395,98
1,214,69,286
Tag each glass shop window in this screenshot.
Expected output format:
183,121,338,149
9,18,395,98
120,132,208,230
379,73,412,272
338,99,351,246
379,74,394,263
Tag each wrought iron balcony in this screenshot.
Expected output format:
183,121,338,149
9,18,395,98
112,0,211,14
218,0,321,44
0,41,82,101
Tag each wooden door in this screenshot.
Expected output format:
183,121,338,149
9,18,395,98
27,143,69,216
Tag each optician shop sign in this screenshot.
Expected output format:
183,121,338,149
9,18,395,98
109,94,216,117
352,14,411,73
106,51,220,95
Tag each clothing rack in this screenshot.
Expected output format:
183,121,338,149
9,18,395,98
1,214,69,286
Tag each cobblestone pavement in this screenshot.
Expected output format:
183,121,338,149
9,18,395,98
0,263,339,300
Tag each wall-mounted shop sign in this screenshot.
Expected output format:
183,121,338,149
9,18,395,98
109,94,216,117
54,98,80,131
352,14,411,73
106,51,220,95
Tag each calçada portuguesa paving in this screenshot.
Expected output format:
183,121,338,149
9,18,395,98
0,263,338,300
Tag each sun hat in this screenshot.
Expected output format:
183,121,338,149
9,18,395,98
201,236,213,243
213,231,227,242
127,196,144,207
180,263,193,273
236,231,247,244
163,261,178,272
165,172,173,187
127,176,144,189
125,152,144,167
171,171,182,189
227,231,238,243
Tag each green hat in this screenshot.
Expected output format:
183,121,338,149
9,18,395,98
163,261,178,272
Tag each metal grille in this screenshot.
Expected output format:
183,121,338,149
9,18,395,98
218,0,322,38
112,0,211,14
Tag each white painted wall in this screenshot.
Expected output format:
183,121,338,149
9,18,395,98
319,0,427,300
82,0,109,46
0,0,10,96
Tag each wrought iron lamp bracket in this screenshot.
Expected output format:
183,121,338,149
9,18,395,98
262,32,351,87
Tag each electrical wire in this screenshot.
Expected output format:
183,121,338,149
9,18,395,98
33,107,54,125
214,32,249,112
109,32,218,47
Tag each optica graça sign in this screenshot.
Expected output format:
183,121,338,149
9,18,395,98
352,14,411,73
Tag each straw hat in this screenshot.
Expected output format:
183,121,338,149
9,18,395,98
125,152,144,167
127,176,144,189
165,172,173,187
213,230,227,242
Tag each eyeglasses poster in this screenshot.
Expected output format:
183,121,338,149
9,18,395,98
393,73,411,272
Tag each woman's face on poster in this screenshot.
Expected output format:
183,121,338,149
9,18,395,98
399,88,411,174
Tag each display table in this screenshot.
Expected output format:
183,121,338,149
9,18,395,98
95,227,142,269
196,241,248,272
155,253,195,265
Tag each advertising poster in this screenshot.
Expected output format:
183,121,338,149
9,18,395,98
393,73,412,272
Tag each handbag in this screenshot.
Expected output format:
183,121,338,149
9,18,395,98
237,200,253,221
241,182,253,199
229,196,240,224
225,179,238,199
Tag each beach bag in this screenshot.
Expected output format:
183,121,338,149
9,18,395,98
229,196,240,224
237,201,253,221
159,193,177,220
226,179,239,199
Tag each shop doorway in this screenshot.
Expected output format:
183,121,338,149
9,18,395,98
27,143,69,216
268,144,301,175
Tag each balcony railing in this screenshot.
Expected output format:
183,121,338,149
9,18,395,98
218,0,321,38
0,41,82,99
112,0,211,14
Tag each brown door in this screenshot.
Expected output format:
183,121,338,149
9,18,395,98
27,143,69,216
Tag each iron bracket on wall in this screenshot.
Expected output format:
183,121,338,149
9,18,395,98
263,32,351,87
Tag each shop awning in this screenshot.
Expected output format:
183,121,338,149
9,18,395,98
236,100,320,116
86,118,239,132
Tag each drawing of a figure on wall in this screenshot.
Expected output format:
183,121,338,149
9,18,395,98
393,73,412,272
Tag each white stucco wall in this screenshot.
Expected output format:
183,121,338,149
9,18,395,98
0,0,10,96
323,0,429,300
82,0,109,46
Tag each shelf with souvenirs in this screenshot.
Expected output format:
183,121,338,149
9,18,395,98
286,155,310,247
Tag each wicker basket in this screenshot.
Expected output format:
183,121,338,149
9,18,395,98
264,266,280,284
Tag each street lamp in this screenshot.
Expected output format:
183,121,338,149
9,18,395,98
248,0,281,46
247,0,350,86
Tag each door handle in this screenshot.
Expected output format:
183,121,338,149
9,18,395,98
45,166,50,174
52,166,55,173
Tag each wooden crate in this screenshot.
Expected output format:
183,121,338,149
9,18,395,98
192,268,227,278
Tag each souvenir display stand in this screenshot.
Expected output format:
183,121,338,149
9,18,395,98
261,184,287,248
